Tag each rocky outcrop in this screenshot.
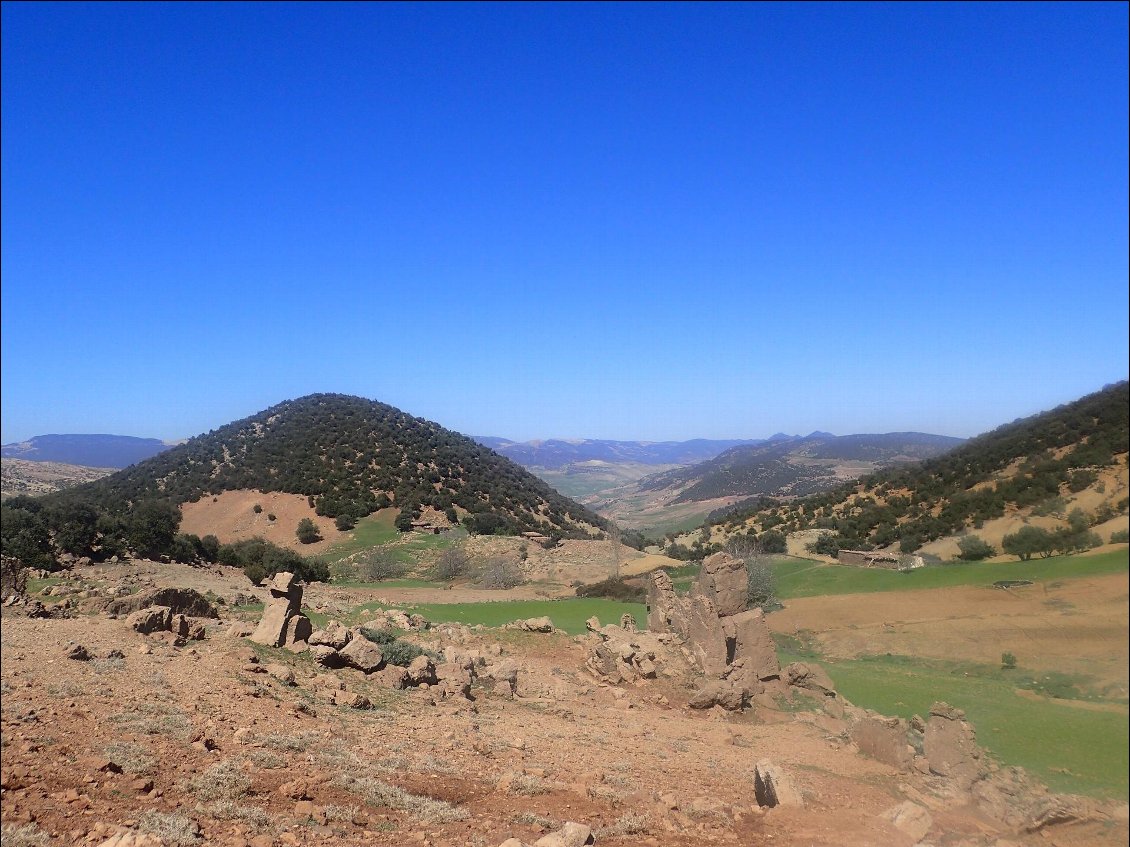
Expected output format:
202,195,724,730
851,714,913,771
583,621,679,684
250,572,311,649
923,701,985,789
504,616,555,633
104,587,218,619
880,800,933,840
644,554,781,709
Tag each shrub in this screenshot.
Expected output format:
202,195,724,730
432,546,471,581
358,628,437,666
475,557,525,589
1111,528,1129,544
725,537,779,610
356,549,407,582
253,504,263,514
806,532,840,557
267,513,276,522
219,537,329,584
956,534,995,561
1001,525,1054,560
296,518,321,544
1,554,29,601
575,576,646,603
1001,652,1017,670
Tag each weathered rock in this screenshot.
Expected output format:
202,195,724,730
250,572,304,648
851,714,913,771
695,551,748,617
881,800,933,841
376,665,409,689
171,613,191,638
484,658,520,694
924,701,984,789
310,645,344,668
309,621,351,650
724,608,780,680
127,605,172,635
688,679,745,711
284,613,312,646
332,690,370,709
64,643,91,661
619,612,638,632
264,663,296,685
406,654,438,686
785,661,837,696
646,569,679,633
249,596,293,647
533,821,594,847
338,636,385,673
508,616,555,633
435,660,474,699
753,759,803,807
104,587,219,618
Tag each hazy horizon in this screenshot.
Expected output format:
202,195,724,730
3,4,1126,445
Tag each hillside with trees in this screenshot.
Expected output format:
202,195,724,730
677,382,1129,561
636,431,964,503
2,394,606,575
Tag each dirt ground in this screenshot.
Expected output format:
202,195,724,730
2,560,1127,847
768,572,1130,698
180,490,346,555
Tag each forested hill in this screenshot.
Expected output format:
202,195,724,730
51,394,605,537
704,381,1129,551
639,432,964,503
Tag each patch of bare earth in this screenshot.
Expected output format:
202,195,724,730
180,489,345,554
2,560,1126,847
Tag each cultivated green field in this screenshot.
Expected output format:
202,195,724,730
776,646,1129,799
772,548,1128,598
352,597,646,635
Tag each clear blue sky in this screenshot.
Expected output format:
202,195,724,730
2,2,1127,444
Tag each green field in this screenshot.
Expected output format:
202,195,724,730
774,548,1128,599
351,597,646,635
321,509,459,570
776,647,1129,799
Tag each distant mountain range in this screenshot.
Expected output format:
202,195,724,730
1,434,171,469
472,436,803,469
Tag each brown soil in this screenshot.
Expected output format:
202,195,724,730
769,572,1130,696
2,560,1126,847
180,490,345,554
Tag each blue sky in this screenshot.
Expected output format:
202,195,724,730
2,2,1127,444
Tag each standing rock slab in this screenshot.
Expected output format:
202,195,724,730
753,759,803,808
695,551,749,617
724,608,780,680
128,606,173,635
250,571,305,648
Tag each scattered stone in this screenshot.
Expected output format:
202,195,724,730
506,616,555,633
533,821,594,847
64,643,91,661
264,662,297,685
881,800,933,841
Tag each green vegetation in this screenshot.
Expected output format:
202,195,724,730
705,382,1128,551
295,517,321,544
358,628,438,665
575,576,647,603
353,598,646,635
774,549,1128,599
782,649,1128,799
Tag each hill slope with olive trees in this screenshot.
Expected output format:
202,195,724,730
50,394,605,538
673,382,1129,561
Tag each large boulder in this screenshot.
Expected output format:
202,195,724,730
851,715,913,771
127,605,172,635
338,636,385,673
309,621,351,650
785,661,836,697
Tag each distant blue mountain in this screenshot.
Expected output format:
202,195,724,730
1,434,171,469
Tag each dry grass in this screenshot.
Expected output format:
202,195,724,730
104,741,156,776
331,773,469,823
0,823,51,847
184,759,251,801
595,811,652,838
109,702,192,739
138,811,200,846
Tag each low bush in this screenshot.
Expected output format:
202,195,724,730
358,628,438,666
575,576,646,603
